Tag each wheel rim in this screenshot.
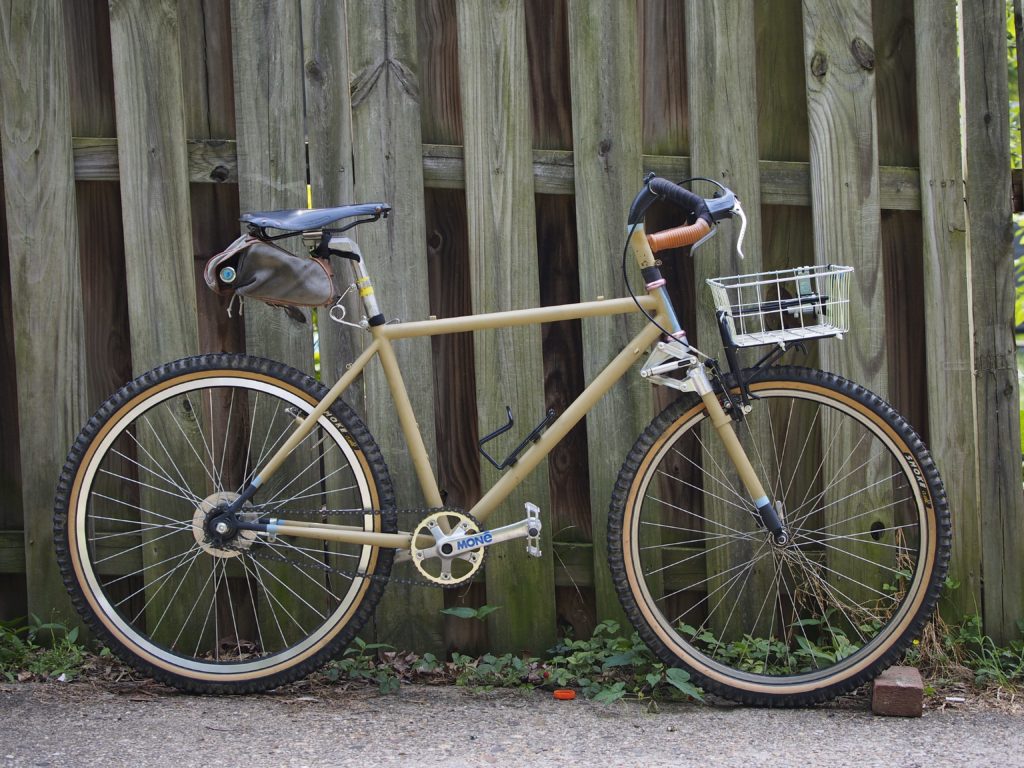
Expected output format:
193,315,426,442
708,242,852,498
67,372,382,680
624,381,935,693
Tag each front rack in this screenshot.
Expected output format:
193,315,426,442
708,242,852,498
706,265,853,348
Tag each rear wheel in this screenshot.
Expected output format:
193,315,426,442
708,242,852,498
609,366,950,705
54,354,395,693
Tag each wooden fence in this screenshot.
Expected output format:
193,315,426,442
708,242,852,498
1,0,1022,653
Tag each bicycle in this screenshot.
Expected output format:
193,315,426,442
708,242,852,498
53,174,950,705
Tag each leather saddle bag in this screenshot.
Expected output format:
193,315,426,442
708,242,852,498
204,235,336,313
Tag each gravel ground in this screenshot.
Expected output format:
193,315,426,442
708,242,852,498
2,682,1022,768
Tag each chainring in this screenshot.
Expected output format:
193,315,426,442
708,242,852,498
409,509,486,587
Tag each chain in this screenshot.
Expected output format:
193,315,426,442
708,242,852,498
223,506,476,589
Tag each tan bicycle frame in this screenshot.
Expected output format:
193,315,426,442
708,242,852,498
249,223,766,550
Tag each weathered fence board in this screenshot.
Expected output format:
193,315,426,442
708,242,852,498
567,0,648,628
179,0,243,357
524,0,595,638
914,0,983,622
457,0,556,653
108,0,207,638
0,152,25,618
687,0,773,637
302,0,364,406
0,0,87,623
230,0,311,372
964,0,1024,644
65,0,132,409
110,0,199,369
416,0,490,654
874,0,925,425
348,0,445,653
802,0,886,396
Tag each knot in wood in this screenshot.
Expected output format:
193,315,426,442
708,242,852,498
598,138,612,157
851,37,875,71
810,52,827,78
209,165,230,183
305,58,324,82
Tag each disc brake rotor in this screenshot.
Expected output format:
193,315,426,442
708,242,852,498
409,510,485,587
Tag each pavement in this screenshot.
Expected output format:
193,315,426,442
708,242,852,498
1,681,1022,767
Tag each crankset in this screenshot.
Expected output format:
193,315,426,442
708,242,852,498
409,509,487,586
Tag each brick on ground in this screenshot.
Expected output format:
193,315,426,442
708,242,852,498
871,666,923,717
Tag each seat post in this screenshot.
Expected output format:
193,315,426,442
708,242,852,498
329,235,386,327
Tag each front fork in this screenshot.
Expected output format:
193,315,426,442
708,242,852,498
691,367,789,545
641,342,789,545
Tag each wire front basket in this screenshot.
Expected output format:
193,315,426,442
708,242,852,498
706,265,853,348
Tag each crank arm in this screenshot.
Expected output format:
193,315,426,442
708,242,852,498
446,507,543,556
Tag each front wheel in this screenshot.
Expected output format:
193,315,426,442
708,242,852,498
609,366,950,705
54,354,396,693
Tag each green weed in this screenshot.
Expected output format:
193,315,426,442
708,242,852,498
0,615,88,681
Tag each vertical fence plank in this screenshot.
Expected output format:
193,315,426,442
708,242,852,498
109,0,206,640
687,0,764,279
874,1,926,428
0,154,18,531
457,0,556,653
179,0,243,356
964,0,1024,642
417,0,489,653
686,0,771,638
110,2,198,373
1017,0,1024,168
231,0,312,371
802,0,895,607
568,0,648,627
914,0,982,621
802,0,886,394
640,0,688,157
348,0,445,653
525,0,595,638
0,0,87,623
756,0,814,278
302,0,364,406
65,0,133,407
0,132,26,617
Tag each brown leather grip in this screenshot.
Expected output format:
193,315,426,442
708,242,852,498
646,218,712,253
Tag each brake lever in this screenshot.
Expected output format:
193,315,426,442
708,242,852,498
734,200,748,260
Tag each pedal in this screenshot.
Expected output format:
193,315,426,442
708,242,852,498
525,502,542,558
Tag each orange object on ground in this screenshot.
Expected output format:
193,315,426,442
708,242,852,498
553,689,576,700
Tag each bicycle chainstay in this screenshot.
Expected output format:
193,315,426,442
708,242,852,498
220,506,482,589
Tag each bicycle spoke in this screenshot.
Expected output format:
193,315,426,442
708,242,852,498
647,495,753,538
121,545,204,615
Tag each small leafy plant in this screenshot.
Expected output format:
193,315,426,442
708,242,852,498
322,636,401,693
0,615,88,682
440,605,501,621
546,620,703,704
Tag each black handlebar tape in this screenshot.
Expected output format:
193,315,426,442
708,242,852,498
626,184,659,225
647,177,712,225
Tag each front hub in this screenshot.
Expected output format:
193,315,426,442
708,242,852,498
757,499,789,546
